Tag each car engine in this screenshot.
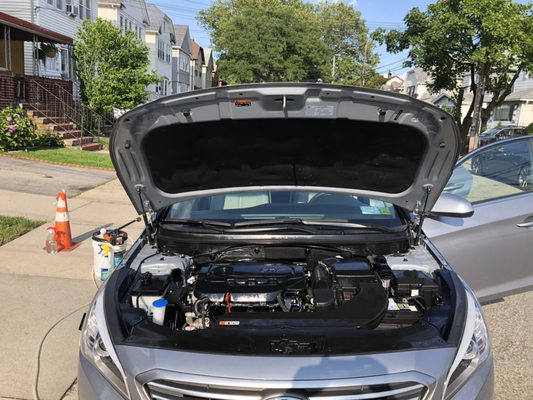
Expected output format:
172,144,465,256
125,248,445,333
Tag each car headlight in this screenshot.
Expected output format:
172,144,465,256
444,288,490,398
80,290,129,397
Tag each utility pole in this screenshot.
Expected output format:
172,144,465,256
331,54,338,82
361,41,368,86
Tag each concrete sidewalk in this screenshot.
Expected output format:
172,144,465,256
0,179,143,400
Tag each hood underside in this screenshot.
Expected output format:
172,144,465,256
110,83,460,214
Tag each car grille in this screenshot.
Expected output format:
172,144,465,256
144,379,426,400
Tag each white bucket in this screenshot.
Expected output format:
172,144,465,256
92,230,128,281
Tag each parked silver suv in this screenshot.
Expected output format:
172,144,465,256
78,84,495,399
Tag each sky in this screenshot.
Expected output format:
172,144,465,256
147,0,528,77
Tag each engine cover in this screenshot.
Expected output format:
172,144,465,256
194,262,306,303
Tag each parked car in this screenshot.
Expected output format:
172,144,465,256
80,84,501,400
471,138,531,189
478,126,526,146
425,135,533,301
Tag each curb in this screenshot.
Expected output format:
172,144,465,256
0,153,115,172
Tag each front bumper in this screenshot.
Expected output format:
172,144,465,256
77,352,494,400
448,355,494,400
78,354,126,400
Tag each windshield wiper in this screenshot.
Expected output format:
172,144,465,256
160,218,232,232
233,219,405,233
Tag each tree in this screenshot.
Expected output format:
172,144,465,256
199,0,328,83
73,19,160,114
373,0,533,151
198,0,382,87
315,1,382,87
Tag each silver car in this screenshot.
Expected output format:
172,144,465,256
79,84,500,400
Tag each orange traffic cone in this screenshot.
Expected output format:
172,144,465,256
54,190,78,251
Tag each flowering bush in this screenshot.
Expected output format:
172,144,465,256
0,107,37,151
0,106,63,151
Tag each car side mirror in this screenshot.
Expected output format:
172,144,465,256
429,193,474,218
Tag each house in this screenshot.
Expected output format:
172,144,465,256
145,3,175,99
403,67,430,99
190,39,204,90
487,89,533,128
380,74,404,93
98,0,149,42
0,11,103,150
486,72,533,128
0,0,96,82
171,24,191,94
201,48,214,89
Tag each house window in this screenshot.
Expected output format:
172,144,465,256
406,85,416,96
47,0,53,5
493,104,517,121
120,16,123,32
158,40,165,61
85,0,91,19
78,0,84,19
56,0,63,9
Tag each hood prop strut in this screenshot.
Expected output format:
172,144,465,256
414,184,433,245
135,184,154,245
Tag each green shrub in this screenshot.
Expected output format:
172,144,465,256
526,123,533,134
0,106,38,151
35,129,64,148
0,106,64,151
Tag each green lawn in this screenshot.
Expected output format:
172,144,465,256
0,216,45,246
4,147,114,169
97,136,110,149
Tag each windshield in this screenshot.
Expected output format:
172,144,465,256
481,128,501,137
165,191,402,227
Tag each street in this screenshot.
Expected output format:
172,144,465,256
0,157,115,197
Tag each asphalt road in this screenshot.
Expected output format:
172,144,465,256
0,156,116,197
482,290,533,399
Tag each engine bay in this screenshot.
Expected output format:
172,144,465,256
120,243,453,346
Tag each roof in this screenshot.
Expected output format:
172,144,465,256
101,0,150,24
173,24,189,46
202,48,213,65
191,39,202,60
0,11,72,44
406,67,428,83
505,88,533,102
146,3,165,31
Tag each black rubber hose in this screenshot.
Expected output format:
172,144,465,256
277,293,290,312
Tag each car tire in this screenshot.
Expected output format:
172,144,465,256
518,166,530,189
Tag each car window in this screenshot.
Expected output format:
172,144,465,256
444,137,533,203
167,191,401,226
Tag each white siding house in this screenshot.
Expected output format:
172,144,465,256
145,3,174,100
0,0,97,79
171,24,191,94
98,0,149,42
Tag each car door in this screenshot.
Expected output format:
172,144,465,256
424,136,533,303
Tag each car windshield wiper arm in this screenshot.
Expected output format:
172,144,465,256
233,219,404,233
160,218,232,231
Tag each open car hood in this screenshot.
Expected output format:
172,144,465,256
110,83,460,214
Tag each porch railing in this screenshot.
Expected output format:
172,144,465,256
28,79,116,145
